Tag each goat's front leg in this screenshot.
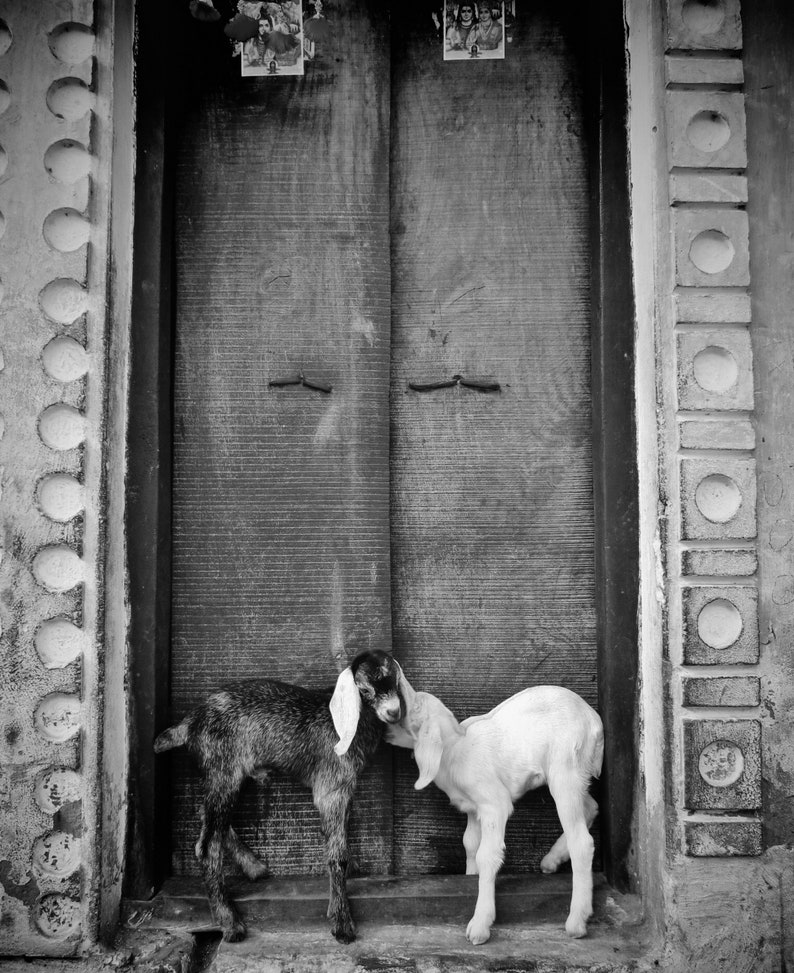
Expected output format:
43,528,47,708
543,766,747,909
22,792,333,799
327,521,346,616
549,780,595,938
466,808,507,945
315,783,356,944
198,784,247,942
463,812,481,875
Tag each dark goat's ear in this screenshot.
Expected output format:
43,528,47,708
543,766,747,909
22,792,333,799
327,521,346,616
330,667,362,756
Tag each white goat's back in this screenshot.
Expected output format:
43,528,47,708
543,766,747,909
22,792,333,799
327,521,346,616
461,686,603,784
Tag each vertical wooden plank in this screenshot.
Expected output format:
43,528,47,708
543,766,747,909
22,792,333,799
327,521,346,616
587,0,638,891
390,2,597,872
168,1,393,876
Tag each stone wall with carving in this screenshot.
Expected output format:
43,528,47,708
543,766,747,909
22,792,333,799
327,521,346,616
660,0,764,859
0,2,112,955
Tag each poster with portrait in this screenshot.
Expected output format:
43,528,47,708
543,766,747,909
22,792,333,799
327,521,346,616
240,0,305,77
443,0,506,60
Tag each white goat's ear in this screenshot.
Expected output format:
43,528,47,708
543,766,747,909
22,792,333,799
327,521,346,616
414,720,443,790
330,666,361,756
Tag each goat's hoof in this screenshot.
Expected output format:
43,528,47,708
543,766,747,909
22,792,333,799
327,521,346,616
242,861,269,881
221,922,247,943
466,918,492,945
539,855,560,874
565,916,588,939
331,923,356,945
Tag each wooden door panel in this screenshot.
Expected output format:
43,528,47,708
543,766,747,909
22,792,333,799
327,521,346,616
389,3,597,872
169,0,393,876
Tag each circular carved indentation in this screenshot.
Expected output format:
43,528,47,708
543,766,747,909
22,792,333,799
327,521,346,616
35,894,81,939
698,739,744,787
682,0,726,34
695,473,742,523
39,278,88,323
35,617,86,669
42,335,89,382
48,23,94,64
0,19,12,56
689,229,735,275
697,597,743,649
46,78,93,120
38,403,85,450
693,345,739,393
38,473,84,522
34,692,81,743
33,545,83,592
0,143,7,178
43,208,90,252
34,767,81,813
33,831,81,878
686,110,731,153
44,140,91,183
0,80,11,114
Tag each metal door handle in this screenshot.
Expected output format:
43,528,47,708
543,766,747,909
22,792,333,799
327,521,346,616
269,372,333,394
408,374,501,393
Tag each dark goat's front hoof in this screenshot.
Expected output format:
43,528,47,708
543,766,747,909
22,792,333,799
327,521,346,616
221,920,247,943
331,920,356,944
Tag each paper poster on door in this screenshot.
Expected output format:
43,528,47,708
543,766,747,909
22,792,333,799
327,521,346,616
234,1,305,76
444,0,506,61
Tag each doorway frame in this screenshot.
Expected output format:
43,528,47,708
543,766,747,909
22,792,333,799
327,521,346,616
124,0,638,899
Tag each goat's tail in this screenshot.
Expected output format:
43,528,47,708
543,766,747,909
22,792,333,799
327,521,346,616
586,712,605,780
154,722,189,753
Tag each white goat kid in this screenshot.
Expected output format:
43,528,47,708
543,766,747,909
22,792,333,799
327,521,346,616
388,686,603,945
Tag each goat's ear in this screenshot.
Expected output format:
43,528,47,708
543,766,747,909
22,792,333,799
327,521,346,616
393,659,418,712
414,720,443,790
330,666,361,757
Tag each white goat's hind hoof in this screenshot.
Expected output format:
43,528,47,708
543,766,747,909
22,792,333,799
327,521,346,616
565,915,588,938
466,918,492,945
539,854,560,874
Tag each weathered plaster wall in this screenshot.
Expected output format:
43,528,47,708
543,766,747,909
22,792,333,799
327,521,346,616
0,0,127,955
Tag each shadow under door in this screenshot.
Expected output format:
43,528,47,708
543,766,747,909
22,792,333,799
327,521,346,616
167,0,598,879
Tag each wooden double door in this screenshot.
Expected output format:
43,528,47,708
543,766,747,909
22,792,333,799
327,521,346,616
166,0,600,879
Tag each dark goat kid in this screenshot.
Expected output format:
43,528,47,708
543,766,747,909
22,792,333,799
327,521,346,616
154,650,406,944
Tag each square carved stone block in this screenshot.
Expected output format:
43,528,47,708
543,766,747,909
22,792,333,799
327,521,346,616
674,210,750,287
666,0,742,51
682,585,758,664
677,329,753,411
684,719,761,811
667,91,747,169
680,457,757,540
682,675,760,708
684,819,762,857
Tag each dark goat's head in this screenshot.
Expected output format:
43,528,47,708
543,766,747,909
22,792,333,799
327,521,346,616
330,650,409,755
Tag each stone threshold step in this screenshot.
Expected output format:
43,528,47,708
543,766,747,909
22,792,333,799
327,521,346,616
124,872,644,932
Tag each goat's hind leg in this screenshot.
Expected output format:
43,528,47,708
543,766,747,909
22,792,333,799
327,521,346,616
198,781,247,942
548,780,595,939
540,792,598,875
225,826,269,880
315,783,356,944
